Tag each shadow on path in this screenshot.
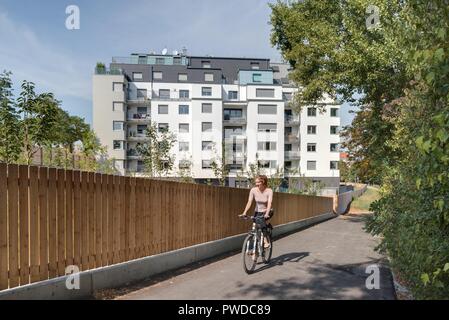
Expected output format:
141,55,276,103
252,252,310,273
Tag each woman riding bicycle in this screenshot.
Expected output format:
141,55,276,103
239,174,273,248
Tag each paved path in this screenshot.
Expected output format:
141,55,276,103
112,214,395,300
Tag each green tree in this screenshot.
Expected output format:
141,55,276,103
210,141,230,186
0,71,22,163
136,121,177,178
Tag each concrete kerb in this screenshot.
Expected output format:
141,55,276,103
0,211,335,300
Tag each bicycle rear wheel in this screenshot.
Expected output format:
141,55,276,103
242,234,258,274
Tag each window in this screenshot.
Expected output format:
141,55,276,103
331,108,338,117
179,123,189,133
258,123,277,132
113,102,124,111
283,92,292,101
202,87,212,96
251,62,260,69
113,140,123,150
137,89,147,100
285,126,292,134
202,141,213,151
307,125,317,134
179,160,190,169
224,109,242,120
113,82,123,92
202,122,212,132
307,107,317,116
158,105,168,114
178,105,189,115
307,161,317,170
204,73,214,82
179,142,189,152
228,91,238,100
202,103,212,113
137,106,148,115
159,89,170,99
257,142,277,151
330,143,339,152
258,160,276,169
133,72,143,81
307,143,317,152
330,161,339,170
173,57,182,65
330,126,339,134
158,123,169,132
202,160,212,168
285,161,292,169
256,89,275,98
179,90,189,99
113,121,124,131
202,61,211,68
253,73,262,82
138,56,147,64
153,71,163,80
137,125,147,134
156,57,165,65
178,73,188,81
258,104,277,114
285,144,292,151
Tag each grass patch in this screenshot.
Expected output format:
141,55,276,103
350,186,380,212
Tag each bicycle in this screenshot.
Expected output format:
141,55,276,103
238,214,273,274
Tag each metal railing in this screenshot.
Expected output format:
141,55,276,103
95,67,123,75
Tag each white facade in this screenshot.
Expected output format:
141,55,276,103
92,55,341,189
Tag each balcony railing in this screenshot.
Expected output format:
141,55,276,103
151,91,190,101
285,115,300,125
127,113,151,121
95,67,123,75
127,97,151,104
223,116,246,125
285,134,300,143
285,151,300,160
127,132,147,140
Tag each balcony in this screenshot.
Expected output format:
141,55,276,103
127,97,151,105
127,113,151,122
223,116,247,125
94,67,123,75
285,134,300,143
284,151,300,160
127,131,148,141
127,149,142,160
285,115,300,126
152,91,190,101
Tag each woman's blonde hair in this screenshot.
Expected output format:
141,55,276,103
256,175,268,187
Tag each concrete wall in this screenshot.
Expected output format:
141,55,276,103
0,212,335,300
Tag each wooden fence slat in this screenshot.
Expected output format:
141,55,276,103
65,170,74,267
47,168,57,278
57,169,66,276
95,173,102,268
0,164,8,289
7,165,20,288
18,165,29,285
29,166,39,283
38,167,49,282
88,172,95,269
80,171,88,271
73,171,81,270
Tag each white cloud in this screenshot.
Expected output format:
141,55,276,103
0,10,91,101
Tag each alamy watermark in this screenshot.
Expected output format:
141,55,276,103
365,264,380,290
65,265,80,290
65,5,80,30
366,5,381,30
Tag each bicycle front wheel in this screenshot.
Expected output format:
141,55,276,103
242,234,258,274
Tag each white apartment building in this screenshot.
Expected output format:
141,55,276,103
93,52,341,192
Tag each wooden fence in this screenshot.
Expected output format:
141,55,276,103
0,163,333,290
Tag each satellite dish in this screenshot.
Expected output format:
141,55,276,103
173,50,179,55
162,48,168,55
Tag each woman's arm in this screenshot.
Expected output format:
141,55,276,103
264,189,273,219
242,189,254,215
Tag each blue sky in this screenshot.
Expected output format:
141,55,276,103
0,0,356,126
